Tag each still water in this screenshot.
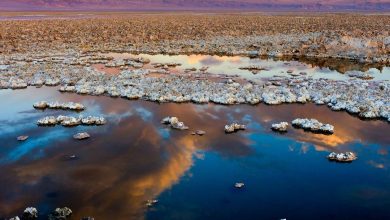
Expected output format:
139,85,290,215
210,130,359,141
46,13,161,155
99,53,390,81
0,87,389,220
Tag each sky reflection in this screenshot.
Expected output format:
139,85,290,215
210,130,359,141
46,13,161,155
0,87,389,219
103,53,390,81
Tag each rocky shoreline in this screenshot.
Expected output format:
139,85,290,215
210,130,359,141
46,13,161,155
0,54,389,122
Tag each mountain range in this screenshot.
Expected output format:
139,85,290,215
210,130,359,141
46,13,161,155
1,0,389,11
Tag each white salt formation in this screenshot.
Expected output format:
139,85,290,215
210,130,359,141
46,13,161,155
327,152,357,162
161,116,189,130
33,101,85,111
37,115,106,127
292,118,334,134
73,132,90,140
271,122,289,132
225,123,246,133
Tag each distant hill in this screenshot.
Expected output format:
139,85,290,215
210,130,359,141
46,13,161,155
0,0,389,11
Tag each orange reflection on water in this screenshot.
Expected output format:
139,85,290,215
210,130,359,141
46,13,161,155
0,87,389,219
1,115,197,219
243,103,390,152
187,54,242,65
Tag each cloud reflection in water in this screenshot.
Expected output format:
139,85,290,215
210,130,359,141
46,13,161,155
0,87,389,219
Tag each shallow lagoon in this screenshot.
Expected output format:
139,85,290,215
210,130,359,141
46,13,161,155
98,53,390,81
0,86,389,220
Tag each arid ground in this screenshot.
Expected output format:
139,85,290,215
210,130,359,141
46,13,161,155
0,12,389,63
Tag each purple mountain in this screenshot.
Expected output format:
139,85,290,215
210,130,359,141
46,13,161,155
0,0,389,11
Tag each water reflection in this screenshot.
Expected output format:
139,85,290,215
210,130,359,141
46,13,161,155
101,53,390,81
292,56,386,73
0,87,389,219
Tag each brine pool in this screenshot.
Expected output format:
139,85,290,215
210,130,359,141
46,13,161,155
0,86,389,220
94,53,390,81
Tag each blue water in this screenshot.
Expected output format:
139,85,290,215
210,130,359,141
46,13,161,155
0,87,389,220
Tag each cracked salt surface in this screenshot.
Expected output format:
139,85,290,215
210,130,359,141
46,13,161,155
1,53,389,122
